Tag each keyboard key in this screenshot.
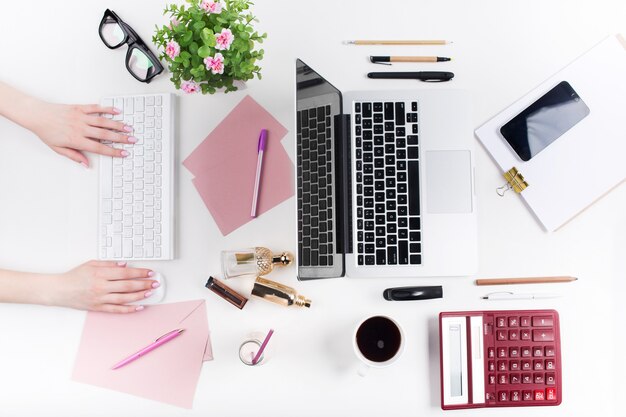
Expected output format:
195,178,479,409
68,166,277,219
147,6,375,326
408,161,420,215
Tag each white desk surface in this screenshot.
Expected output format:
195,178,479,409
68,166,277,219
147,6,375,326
1,1,624,416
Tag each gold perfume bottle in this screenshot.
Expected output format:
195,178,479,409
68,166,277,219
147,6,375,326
221,247,293,279
251,276,311,308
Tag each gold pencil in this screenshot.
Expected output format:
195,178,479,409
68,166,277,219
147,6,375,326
346,40,451,46
475,276,578,286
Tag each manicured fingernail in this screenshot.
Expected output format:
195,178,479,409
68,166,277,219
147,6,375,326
135,305,144,311
113,108,121,114
148,271,155,277
152,281,161,289
127,136,137,144
116,261,127,266
121,150,129,157
145,291,153,298
124,125,133,132
80,162,89,169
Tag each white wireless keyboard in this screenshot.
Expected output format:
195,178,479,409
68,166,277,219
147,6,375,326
98,93,175,260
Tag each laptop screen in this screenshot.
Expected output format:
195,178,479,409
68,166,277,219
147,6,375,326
295,59,347,280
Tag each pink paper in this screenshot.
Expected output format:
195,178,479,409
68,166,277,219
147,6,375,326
72,300,211,409
183,95,294,235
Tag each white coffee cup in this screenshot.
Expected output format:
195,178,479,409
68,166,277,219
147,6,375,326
353,315,405,376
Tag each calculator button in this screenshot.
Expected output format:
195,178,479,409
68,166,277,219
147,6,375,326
511,391,521,402
499,391,509,402
498,348,507,358
520,316,531,327
509,330,519,341
534,373,545,384
546,388,557,401
508,317,519,327
534,360,544,370
521,347,532,357
509,347,520,357
545,346,555,357
546,373,556,385
510,361,520,371
521,329,531,340
488,347,495,358
532,316,554,327
522,360,532,371
533,347,543,357
534,390,545,401
510,374,520,384
533,329,555,342
486,392,496,403
522,373,532,384
497,330,507,341
499,374,508,384
488,361,495,371
545,359,556,370
498,361,507,371
497,317,507,327
489,374,496,384
523,391,533,401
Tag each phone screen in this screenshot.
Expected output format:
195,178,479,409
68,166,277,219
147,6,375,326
500,81,590,161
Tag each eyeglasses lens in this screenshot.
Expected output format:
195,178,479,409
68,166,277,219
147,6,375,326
128,48,155,81
101,19,125,48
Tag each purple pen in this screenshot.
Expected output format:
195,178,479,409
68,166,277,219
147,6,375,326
251,129,267,217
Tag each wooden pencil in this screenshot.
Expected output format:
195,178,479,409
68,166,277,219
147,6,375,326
475,276,578,286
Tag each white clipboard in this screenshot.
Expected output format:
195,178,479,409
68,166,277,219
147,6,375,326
475,34,626,231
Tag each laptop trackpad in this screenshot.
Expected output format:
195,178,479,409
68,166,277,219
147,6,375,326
425,150,472,214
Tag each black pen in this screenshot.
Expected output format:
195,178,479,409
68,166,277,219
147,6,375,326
367,71,454,82
370,56,451,63
383,286,443,301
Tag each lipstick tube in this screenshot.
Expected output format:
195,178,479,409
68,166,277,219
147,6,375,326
205,276,248,309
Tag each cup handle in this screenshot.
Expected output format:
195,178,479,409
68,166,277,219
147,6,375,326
357,363,370,377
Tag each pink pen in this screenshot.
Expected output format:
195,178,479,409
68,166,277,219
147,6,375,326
112,329,185,370
250,129,268,217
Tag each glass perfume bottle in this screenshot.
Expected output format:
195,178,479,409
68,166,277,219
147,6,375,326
251,276,311,308
221,247,293,279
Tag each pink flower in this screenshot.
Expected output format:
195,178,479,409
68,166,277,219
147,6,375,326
203,53,225,74
215,28,234,50
200,0,223,14
181,80,200,94
165,40,180,59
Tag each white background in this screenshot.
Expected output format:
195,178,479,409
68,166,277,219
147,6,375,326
0,1,624,416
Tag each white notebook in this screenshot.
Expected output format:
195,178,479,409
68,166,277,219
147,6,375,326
475,34,626,231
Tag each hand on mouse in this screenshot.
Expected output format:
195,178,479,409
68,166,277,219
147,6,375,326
47,260,159,313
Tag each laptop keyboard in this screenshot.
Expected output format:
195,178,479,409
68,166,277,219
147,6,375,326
353,101,422,266
296,105,335,267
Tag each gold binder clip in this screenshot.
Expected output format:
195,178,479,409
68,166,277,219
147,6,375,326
496,167,528,197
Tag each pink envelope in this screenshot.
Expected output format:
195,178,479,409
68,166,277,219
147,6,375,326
72,300,211,409
183,95,294,235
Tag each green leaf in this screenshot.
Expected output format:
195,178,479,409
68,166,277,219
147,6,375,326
180,51,191,60
193,20,206,30
180,30,193,46
189,41,199,54
200,27,214,45
197,45,212,58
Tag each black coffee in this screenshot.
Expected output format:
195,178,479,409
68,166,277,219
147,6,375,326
356,316,402,363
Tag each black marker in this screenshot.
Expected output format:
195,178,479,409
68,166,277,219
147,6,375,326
383,285,443,301
367,71,454,82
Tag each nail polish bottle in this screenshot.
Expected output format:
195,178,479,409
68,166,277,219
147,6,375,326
221,247,293,279
251,276,311,308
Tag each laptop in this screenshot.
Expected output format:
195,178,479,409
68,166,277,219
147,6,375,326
295,59,477,279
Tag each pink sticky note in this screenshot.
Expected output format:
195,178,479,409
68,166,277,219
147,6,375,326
183,95,294,235
72,300,211,409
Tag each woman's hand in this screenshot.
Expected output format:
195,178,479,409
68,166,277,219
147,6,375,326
48,260,159,313
28,101,137,167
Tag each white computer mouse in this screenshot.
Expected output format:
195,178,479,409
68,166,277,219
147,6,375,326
129,272,166,306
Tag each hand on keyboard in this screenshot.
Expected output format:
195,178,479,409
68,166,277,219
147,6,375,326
49,260,159,313
28,101,135,167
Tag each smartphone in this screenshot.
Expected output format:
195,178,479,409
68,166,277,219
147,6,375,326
500,81,590,161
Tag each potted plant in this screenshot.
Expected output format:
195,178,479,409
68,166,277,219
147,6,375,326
153,0,266,94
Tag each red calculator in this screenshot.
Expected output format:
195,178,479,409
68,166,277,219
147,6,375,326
439,310,561,410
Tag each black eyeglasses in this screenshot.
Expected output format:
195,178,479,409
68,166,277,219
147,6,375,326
99,9,164,83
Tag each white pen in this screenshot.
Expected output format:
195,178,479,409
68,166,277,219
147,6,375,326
250,129,267,217
481,292,562,301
